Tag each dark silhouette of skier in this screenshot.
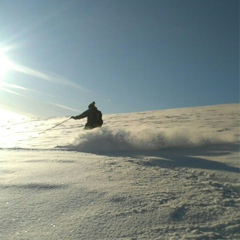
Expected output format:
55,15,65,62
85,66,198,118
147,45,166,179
71,101,103,130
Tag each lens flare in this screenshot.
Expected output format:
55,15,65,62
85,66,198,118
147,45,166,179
0,49,11,80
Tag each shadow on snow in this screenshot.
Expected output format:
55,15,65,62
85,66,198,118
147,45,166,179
105,144,240,173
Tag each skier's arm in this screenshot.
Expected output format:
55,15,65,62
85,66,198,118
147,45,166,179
71,110,88,120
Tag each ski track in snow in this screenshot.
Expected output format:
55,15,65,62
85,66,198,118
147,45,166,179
0,104,239,239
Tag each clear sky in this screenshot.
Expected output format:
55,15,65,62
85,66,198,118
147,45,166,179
0,0,239,118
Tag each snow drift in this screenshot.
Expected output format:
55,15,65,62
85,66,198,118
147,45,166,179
65,126,234,153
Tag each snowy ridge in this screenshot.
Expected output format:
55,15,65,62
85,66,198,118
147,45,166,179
0,104,238,152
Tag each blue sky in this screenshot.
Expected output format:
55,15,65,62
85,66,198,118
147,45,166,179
0,0,239,117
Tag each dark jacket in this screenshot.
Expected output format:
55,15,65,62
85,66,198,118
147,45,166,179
72,105,103,129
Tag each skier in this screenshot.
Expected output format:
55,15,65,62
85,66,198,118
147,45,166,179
71,101,103,130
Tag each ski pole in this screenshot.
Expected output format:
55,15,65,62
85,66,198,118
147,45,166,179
39,118,71,134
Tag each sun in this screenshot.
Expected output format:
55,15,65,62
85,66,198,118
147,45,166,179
0,49,11,80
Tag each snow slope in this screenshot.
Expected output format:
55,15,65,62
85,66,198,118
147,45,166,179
0,104,239,239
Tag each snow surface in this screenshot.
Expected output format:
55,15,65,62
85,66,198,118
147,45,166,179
0,103,239,240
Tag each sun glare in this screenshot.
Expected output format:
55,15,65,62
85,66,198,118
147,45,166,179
0,107,27,124
0,49,11,80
